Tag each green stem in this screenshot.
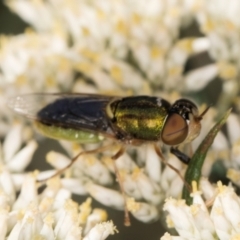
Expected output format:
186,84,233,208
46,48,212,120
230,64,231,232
182,108,232,205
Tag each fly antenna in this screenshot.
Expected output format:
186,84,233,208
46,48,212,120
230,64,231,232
198,105,211,121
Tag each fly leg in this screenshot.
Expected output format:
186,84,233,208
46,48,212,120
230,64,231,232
153,144,192,192
37,144,114,182
37,144,131,226
111,146,131,227
170,147,191,165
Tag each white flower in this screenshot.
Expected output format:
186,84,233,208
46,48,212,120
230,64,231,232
184,64,218,91
0,171,116,239
0,123,37,195
1,0,240,239
196,0,240,63
0,32,72,87
86,183,124,210
83,221,118,240
38,143,187,223
0,123,116,239
127,198,159,223
195,0,240,114
2,0,217,97
162,181,240,240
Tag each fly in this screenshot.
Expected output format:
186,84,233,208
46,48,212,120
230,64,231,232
8,93,209,226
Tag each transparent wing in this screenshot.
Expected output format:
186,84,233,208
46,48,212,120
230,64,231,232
8,93,116,136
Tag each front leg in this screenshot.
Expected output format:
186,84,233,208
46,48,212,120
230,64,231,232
154,144,191,192
170,147,191,165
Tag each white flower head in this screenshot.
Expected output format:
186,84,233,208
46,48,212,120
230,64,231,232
163,181,240,240
0,171,116,239
40,141,187,224
1,0,240,239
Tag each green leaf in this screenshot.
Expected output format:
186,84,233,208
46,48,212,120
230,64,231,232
182,108,232,205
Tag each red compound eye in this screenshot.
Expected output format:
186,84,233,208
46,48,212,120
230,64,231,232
161,113,188,145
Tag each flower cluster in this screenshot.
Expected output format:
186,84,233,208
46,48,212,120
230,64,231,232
0,0,240,239
44,142,186,223
1,0,217,97
0,123,117,239
162,180,240,240
195,0,240,114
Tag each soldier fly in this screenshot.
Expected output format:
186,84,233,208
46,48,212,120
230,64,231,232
8,93,209,226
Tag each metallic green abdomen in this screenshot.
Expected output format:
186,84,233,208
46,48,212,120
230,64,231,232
110,96,171,141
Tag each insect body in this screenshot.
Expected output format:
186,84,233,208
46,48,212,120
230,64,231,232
9,94,203,147
8,93,208,225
